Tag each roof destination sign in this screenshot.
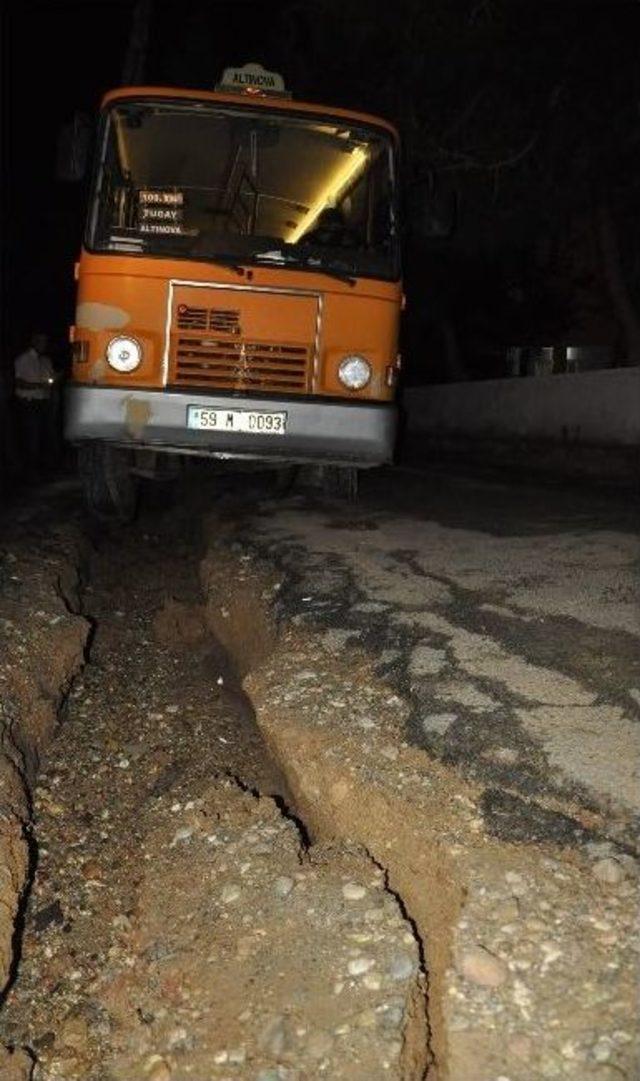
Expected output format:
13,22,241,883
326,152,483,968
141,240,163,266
217,63,289,96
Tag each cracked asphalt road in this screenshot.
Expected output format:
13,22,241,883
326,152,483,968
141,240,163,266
228,464,640,847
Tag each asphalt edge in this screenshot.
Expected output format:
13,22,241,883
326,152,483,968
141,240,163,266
200,516,639,1081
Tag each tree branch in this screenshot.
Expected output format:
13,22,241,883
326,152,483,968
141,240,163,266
435,132,539,173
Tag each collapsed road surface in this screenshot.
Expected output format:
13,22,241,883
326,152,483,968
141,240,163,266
0,465,638,1081
0,485,424,1081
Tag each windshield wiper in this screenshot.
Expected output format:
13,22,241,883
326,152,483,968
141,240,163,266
205,256,247,277
254,250,356,286
186,245,247,276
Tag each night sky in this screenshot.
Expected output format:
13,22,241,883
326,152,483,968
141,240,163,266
3,0,640,380
4,1,127,361
2,0,288,364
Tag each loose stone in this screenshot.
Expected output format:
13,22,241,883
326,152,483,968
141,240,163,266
504,872,527,895
388,953,416,981
342,882,367,901
380,1003,404,1028
348,956,375,976
273,876,295,898
592,1037,614,1063
460,946,508,987
593,858,626,885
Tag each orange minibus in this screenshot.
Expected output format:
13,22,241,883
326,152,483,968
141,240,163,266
64,64,402,515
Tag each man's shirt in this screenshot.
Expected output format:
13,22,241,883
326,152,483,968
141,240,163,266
14,348,54,401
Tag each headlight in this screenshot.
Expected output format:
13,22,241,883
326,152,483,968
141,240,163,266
338,354,371,390
106,336,142,373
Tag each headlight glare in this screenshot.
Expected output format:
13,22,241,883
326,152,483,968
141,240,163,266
338,354,371,390
106,336,142,373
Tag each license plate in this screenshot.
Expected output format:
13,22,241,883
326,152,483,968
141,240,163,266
187,406,287,435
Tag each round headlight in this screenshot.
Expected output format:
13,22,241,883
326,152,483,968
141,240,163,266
338,354,371,390
106,336,142,373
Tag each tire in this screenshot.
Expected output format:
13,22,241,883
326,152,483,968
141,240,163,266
78,443,139,523
321,465,359,503
272,465,300,496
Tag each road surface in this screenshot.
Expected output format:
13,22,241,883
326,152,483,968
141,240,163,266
0,463,637,1081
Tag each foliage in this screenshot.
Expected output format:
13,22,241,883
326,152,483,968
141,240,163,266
276,0,640,371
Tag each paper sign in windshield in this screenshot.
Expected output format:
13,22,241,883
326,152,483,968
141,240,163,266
138,190,187,235
139,191,184,205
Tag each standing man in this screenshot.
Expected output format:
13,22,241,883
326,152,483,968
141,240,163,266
14,333,56,479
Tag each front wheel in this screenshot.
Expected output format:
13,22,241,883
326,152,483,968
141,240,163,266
272,465,300,496
78,443,139,523
321,465,359,503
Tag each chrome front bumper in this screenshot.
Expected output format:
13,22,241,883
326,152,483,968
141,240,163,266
64,385,397,467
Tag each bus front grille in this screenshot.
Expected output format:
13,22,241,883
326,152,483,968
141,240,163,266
176,305,241,335
173,338,311,393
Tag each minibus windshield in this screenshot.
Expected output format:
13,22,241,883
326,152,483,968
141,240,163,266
88,100,399,281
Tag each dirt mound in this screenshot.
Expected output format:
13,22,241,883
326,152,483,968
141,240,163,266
201,517,640,1081
108,781,424,1080
0,503,423,1080
0,523,87,997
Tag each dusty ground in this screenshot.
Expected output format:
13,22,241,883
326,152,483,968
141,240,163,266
0,464,637,1081
0,489,423,1081
200,465,640,1081
236,466,640,838
0,496,87,1001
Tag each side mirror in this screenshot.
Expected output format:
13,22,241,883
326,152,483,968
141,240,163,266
406,178,457,240
56,112,92,182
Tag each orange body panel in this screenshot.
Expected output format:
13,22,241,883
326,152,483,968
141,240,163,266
72,252,401,401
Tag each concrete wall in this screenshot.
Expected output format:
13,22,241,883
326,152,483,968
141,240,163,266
404,367,640,448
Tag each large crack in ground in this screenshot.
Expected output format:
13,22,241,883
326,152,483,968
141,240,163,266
225,498,639,849
0,477,637,1081
200,496,639,1081
0,492,429,1081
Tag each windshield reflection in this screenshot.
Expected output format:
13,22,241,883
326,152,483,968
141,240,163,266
89,101,398,280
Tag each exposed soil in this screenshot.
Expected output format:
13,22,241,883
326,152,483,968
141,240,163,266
0,494,424,1081
0,509,88,1002
0,471,637,1081
200,499,640,1081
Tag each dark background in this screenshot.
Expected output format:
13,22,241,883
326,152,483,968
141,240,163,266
3,0,640,383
